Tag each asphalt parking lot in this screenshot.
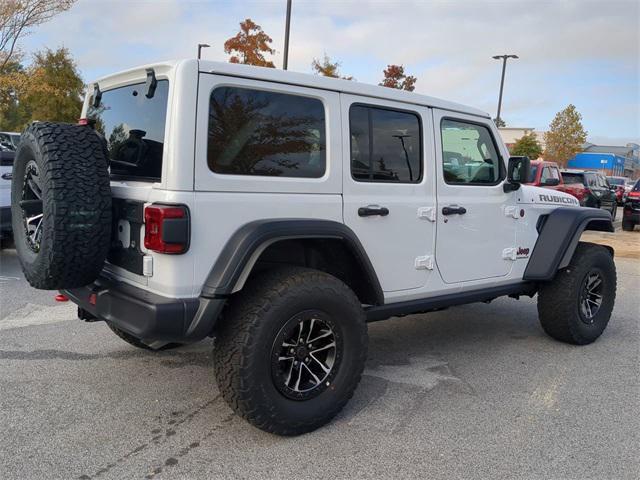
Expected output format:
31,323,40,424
1,245,638,480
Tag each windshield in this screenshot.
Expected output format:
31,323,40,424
562,172,584,185
88,80,169,181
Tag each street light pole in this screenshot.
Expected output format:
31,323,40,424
197,43,210,60
492,54,518,126
283,0,292,70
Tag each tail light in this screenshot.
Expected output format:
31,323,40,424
144,204,190,254
628,191,640,199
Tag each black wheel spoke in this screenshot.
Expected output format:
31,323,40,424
272,314,338,398
580,271,604,323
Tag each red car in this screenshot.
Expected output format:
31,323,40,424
606,176,628,205
526,160,584,200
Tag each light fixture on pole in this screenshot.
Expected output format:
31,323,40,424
197,43,210,60
492,54,518,126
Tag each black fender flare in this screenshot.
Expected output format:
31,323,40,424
200,219,384,305
523,207,614,281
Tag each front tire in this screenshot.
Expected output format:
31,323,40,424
537,242,616,345
213,266,367,436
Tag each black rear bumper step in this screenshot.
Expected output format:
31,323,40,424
63,276,225,343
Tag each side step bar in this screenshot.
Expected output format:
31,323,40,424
365,283,537,323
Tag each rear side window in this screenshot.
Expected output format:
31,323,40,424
349,105,422,183
207,87,326,178
88,80,169,181
561,172,584,184
440,119,502,185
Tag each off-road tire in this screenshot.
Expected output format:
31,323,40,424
537,242,616,345
622,219,635,231
11,122,112,289
106,323,182,351
213,266,368,436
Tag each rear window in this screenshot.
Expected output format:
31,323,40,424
562,172,584,184
607,177,624,186
88,80,169,181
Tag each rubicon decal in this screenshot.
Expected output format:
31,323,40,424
538,194,579,205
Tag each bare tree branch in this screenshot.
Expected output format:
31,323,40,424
0,0,75,69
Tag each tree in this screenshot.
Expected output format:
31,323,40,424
0,47,83,131
379,64,416,91
511,132,543,159
544,104,588,166
224,18,275,68
311,54,353,80
1,0,75,68
493,117,506,128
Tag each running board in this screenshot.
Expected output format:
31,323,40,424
365,283,537,322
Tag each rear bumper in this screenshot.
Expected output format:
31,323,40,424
623,204,640,223
63,275,226,343
0,206,11,234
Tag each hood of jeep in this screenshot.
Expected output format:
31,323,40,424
516,185,580,207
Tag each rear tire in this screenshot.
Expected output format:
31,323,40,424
11,122,112,289
537,242,616,345
213,266,367,436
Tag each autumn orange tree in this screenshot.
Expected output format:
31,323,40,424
311,54,353,80
224,18,275,68
379,64,416,91
544,104,588,167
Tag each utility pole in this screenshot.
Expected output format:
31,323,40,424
197,43,210,60
492,54,518,126
283,0,292,70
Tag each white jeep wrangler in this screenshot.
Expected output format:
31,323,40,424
11,59,616,435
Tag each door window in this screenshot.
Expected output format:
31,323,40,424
541,166,560,183
207,87,326,178
440,119,502,185
349,105,422,183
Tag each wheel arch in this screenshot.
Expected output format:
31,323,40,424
523,207,614,281
200,219,384,306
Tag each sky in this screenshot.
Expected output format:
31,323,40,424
20,0,640,146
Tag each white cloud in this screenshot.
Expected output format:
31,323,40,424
19,0,640,141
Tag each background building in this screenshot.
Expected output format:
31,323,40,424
568,143,639,178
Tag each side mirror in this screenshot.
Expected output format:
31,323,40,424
504,156,530,192
543,178,560,187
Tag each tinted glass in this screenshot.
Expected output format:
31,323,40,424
528,164,539,183
607,177,624,186
440,119,501,184
208,87,325,178
350,105,421,183
562,172,584,184
88,80,169,181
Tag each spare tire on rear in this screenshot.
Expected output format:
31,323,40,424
11,122,112,290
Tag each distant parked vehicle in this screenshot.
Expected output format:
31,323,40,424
622,179,640,231
561,169,617,217
0,147,14,244
606,176,628,205
527,160,584,199
0,132,21,151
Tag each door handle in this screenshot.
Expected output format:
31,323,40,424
358,205,390,217
1,172,11,180
442,205,467,216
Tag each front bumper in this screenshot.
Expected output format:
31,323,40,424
63,275,226,343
